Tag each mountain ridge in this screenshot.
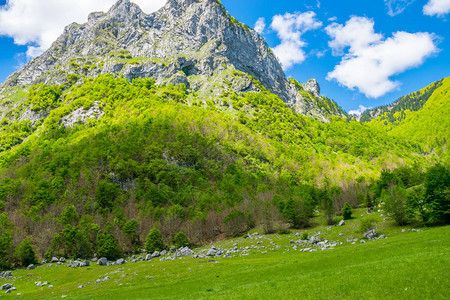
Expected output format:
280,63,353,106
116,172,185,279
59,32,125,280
0,0,346,121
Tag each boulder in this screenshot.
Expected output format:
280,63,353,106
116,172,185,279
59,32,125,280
179,247,194,257
1,283,12,290
42,259,48,264
160,250,167,256
116,258,125,265
59,257,66,263
151,251,160,258
207,248,217,256
364,229,377,240
3,271,12,277
51,257,59,263
145,254,152,261
97,257,108,266
338,220,345,226
27,264,35,270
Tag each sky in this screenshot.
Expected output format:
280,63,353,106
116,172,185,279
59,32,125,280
0,0,449,114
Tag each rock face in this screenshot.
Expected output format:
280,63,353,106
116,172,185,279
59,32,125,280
0,0,345,121
303,79,320,98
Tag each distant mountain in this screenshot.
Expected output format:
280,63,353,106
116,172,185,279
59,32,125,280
0,0,345,121
360,79,444,123
366,77,449,159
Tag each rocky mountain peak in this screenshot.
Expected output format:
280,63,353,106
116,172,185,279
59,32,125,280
0,0,346,121
304,79,320,98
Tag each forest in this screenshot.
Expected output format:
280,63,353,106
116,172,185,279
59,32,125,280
0,74,448,269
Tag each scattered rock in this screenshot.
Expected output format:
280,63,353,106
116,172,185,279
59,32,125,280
1,283,12,290
116,258,125,265
145,254,152,261
339,233,344,237
364,229,377,240
51,257,59,263
59,257,66,263
339,220,345,226
378,235,387,239
27,264,35,270
97,257,108,266
151,251,160,258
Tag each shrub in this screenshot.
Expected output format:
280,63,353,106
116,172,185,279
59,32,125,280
223,209,248,237
342,203,352,220
14,237,37,267
359,216,377,233
145,227,165,253
301,232,309,240
173,232,190,248
96,233,121,260
382,185,409,225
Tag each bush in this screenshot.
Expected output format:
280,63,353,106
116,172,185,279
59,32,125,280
122,219,141,253
382,185,409,225
342,203,352,220
145,227,165,253
96,233,121,260
14,237,37,267
223,209,249,237
173,232,190,248
359,216,377,233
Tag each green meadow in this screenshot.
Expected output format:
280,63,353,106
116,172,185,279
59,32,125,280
1,209,449,299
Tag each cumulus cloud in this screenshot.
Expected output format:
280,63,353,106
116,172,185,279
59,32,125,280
423,0,450,16
0,0,166,58
384,0,415,16
270,11,322,70
325,17,438,98
349,105,371,116
254,17,266,34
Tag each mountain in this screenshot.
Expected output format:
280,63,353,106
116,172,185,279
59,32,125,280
364,77,449,159
0,0,447,264
0,0,345,121
360,78,445,123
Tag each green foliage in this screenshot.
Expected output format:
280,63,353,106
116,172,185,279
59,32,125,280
14,237,37,267
173,232,190,248
59,205,79,226
382,185,409,225
359,216,377,233
342,203,352,220
145,227,164,253
0,213,13,270
423,164,450,224
122,219,141,253
96,233,121,260
26,83,63,111
96,181,119,212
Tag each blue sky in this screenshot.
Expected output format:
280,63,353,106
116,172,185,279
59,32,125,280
0,0,449,113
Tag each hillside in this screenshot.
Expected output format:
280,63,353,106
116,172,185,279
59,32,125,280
0,0,448,277
367,77,450,161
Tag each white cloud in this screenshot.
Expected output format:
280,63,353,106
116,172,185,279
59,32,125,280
254,17,266,34
325,17,437,98
270,11,322,70
327,16,337,22
349,105,371,116
384,0,415,16
0,0,166,58
423,0,450,16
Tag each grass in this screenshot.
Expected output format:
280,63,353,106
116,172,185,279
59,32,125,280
1,210,449,299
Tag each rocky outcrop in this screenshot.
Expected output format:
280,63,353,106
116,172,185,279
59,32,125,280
0,0,346,120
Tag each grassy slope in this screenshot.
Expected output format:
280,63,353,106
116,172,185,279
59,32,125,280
369,77,450,161
1,210,448,299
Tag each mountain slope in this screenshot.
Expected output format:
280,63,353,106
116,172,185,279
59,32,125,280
360,78,444,122
0,0,345,120
367,77,449,160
